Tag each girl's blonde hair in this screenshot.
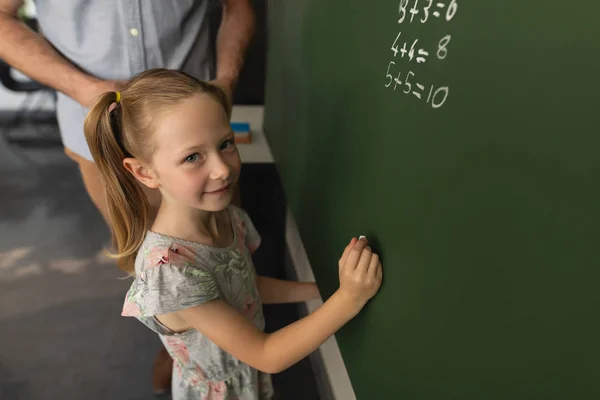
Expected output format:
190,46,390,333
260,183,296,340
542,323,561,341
84,69,231,275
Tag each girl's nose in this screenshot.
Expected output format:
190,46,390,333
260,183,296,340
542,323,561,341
208,153,230,181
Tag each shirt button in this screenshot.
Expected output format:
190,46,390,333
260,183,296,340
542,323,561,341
129,28,140,37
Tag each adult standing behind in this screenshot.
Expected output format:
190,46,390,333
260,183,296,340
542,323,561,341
0,0,256,395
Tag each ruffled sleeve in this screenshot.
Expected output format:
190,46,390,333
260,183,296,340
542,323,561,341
122,242,220,317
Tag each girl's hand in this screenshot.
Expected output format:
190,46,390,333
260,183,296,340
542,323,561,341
337,237,383,308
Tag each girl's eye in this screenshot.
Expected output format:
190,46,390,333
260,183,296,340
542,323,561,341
221,139,236,151
185,153,200,163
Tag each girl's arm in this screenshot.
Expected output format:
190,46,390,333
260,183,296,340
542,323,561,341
176,237,382,374
256,276,321,304
178,290,359,374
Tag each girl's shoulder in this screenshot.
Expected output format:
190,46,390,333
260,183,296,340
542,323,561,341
227,204,249,228
135,232,200,273
227,205,261,254
123,235,220,318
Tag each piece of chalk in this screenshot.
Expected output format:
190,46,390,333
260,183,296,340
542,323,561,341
359,236,366,240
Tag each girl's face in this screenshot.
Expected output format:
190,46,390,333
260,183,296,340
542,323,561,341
146,93,240,212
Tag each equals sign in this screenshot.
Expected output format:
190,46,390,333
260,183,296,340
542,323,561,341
433,2,444,17
412,83,425,99
416,49,429,63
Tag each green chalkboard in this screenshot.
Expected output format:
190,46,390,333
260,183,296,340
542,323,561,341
264,1,600,399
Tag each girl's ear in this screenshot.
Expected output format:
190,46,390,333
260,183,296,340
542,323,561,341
122,158,160,189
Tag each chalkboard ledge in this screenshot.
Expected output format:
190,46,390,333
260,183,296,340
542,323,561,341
285,209,356,400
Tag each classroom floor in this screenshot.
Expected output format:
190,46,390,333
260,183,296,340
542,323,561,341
0,118,320,399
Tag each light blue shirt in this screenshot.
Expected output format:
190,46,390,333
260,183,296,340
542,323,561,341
34,0,215,160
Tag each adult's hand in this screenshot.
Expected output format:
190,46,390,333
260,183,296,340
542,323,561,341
75,79,128,109
209,77,236,108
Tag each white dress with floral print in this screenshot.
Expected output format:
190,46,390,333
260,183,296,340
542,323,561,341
122,206,274,400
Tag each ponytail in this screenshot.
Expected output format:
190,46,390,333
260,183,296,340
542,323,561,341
84,91,149,275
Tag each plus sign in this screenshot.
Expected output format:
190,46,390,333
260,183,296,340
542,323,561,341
400,42,408,58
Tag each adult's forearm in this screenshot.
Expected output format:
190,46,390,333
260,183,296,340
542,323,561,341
215,0,256,84
0,10,98,101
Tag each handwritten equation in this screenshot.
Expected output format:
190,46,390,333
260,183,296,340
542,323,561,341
384,63,449,108
390,32,451,63
398,0,458,24
383,0,458,109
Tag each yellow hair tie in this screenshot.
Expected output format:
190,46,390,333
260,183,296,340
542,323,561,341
115,91,121,103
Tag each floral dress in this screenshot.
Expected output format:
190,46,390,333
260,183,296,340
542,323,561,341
121,205,274,400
